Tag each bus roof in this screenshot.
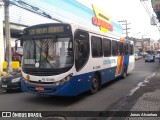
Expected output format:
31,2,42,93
23,22,130,42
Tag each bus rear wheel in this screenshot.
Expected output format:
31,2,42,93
90,74,100,94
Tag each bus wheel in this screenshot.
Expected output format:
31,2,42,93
90,74,100,94
122,66,127,79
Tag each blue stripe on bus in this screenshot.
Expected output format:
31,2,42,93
21,66,122,96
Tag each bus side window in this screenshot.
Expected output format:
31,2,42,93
75,30,89,71
112,40,118,56
91,36,103,57
103,38,111,57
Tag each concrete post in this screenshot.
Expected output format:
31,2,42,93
4,0,12,73
0,0,4,74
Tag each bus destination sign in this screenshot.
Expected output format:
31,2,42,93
24,24,71,36
29,26,64,35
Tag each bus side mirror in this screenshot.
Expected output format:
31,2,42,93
20,38,23,46
15,42,18,51
15,37,23,50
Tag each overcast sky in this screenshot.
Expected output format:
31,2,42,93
76,0,160,40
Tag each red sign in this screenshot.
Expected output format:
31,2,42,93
35,86,44,91
92,17,113,31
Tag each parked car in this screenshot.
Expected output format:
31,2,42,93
135,53,143,60
138,53,143,59
1,69,21,91
145,55,155,62
155,54,160,59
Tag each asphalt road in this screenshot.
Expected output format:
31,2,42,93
0,59,159,113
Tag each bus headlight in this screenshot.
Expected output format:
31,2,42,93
53,73,73,86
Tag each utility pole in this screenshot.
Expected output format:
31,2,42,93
118,20,131,38
0,0,4,74
4,0,12,73
142,35,146,52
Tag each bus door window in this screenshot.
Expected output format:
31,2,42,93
75,30,89,71
75,40,83,59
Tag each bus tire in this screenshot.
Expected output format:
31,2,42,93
122,66,127,79
90,74,100,94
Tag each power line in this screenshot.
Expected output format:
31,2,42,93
141,1,152,17
9,0,63,23
140,0,160,35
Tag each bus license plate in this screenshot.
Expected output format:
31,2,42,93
35,86,44,91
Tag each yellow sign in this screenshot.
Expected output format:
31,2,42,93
92,5,113,32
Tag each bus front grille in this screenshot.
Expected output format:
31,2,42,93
22,67,71,76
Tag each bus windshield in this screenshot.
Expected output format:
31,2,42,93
22,36,74,69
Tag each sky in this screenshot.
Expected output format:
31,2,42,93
76,0,160,40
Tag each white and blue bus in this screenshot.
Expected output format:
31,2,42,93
18,23,135,96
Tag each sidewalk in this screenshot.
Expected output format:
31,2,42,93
125,66,160,120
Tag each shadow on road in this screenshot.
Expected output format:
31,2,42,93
23,93,89,106
0,89,22,94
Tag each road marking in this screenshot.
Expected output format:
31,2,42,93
128,72,156,96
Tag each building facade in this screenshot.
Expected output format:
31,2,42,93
131,37,160,52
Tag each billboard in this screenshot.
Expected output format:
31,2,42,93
92,5,113,33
